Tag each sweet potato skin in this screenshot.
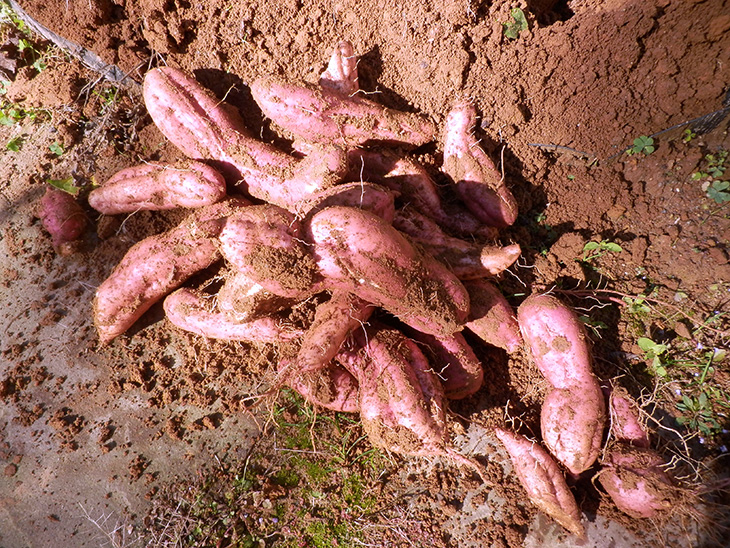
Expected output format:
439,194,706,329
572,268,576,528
306,206,470,336
517,293,594,390
494,428,585,538
39,187,87,255
608,388,650,448
88,161,227,214
464,279,522,353
540,382,606,475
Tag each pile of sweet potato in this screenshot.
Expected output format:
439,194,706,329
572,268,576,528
78,42,678,536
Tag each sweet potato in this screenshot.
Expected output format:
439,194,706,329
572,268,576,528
163,288,303,343
38,186,87,255
393,209,520,279
306,206,470,336
517,293,594,390
494,428,585,538
94,200,243,343
540,382,606,476
88,161,227,214
442,100,518,227
597,445,677,518
608,387,650,448
463,279,522,354
219,204,321,298
297,181,396,222
250,77,436,148
346,148,494,238
217,270,297,324
143,67,346,210
319,40,359,95
405,330,484,400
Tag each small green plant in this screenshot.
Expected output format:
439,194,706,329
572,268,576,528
502,8,528,39
6,135,22,151
627,135,655,156
682,128,697,143
47,176,82,196
48,142,64,156
637,336,670,377
676,391,723,438
580,239,623,262
692,151,729,204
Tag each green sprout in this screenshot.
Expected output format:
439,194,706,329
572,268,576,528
682,128,696,143
692,151,729,204
49,142,64,156
580,239,623,262
637,337,669,377
47,176,82,196
627,135,655,156
502,8,528,39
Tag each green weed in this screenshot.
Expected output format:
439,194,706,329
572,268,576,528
627,135,655,156
502,8,528,39
580,239,623,263
692,150,730,204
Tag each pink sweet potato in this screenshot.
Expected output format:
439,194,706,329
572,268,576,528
346,148,493,238
517,293,594,390
305,206,470,336
297,181,396,222
319,40,359,95
393,209,520,279
219,204,321,298
163,288,303,343
540,382,606,476
608,387,650,448
250,77,436,148
405,329,484,400
464,279,522,353
93,200,243,343
217,270,297,324
597,445,677,518
143,67,346,210
442,100,518,227
494,428,585,538
38,187,87,255
88,160,226,214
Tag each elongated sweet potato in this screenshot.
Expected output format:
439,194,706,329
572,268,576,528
540,382,606,476
297,181,396,222
88,161,227,214
405,329,484,400
280,357,360,413
163,288,303,343
464,279,522,354
393,209,520,279
250,77,436,148
39,186,87,255
494,428,585,538
442,100,518,227
597,445,677,518
306,206,470,336
219,204,321,298
517,293,594,390
94,200,243,343
143,67,346,210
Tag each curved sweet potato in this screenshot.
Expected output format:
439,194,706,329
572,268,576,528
250,77,436,148
306,206,470,336
93,200,243,343
463,279,522,354
494,428,585,538
597,445,677,518
297,181,396,222
442,100,518,227
219,204,321,298
540,382,606,476
88,161,227,214
39,187,87,255
164,288,303,343
143,67,346,210
281,358,360,413
406,330,484,400
517,293,594,390
608,387,650,448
